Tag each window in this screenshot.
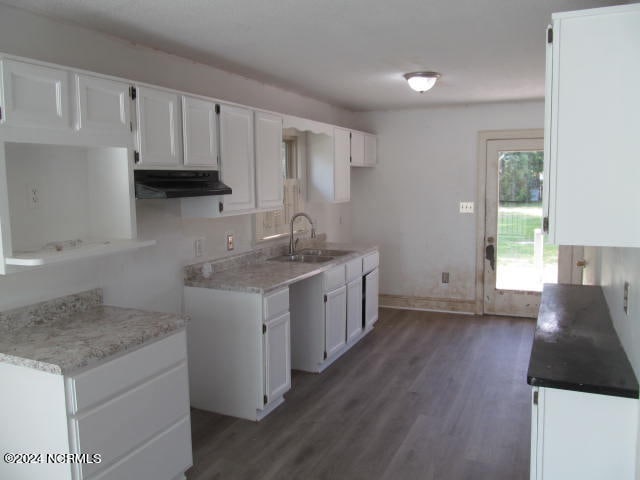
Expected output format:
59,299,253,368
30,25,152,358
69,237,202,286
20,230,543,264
255,136,306,241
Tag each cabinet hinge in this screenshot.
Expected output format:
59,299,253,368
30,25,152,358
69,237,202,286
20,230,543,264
324,351,328,360
324,294,327,303
262,324,266,334
129,121,133,132
263,394,268,405
133,150,140,164
215,104,220,114
0,106,3,121
130,86,137,100
350,156,352,163
219,201,224,213
350,132,352,139
533,390,539,405
547,27,553,44
543,216,549,233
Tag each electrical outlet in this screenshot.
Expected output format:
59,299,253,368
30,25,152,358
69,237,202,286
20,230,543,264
459,201,474,214
26,184,40,209
442,272,450,284
226,233,234,251
624,282,630,315
194,238,204,257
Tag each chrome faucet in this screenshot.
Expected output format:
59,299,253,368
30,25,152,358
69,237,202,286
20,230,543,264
289,212,316,255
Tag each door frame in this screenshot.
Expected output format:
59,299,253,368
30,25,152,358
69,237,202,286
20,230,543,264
474,129,544,315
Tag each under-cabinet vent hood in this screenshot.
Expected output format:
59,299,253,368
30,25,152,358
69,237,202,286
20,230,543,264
134,170,232,199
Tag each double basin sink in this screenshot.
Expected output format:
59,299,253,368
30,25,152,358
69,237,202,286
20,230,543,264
269,249,353,264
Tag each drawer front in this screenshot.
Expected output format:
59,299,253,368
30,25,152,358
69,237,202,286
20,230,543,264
70,362,190,478
66,330,187,415
363,251,379,274
324,264,346,292
345,257,363,283
263,288,289,320
86,416,192,480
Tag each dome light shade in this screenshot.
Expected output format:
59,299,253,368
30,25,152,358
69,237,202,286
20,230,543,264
404,71,441,93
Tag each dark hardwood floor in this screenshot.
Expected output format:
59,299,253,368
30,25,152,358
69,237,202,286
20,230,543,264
187,308,535,480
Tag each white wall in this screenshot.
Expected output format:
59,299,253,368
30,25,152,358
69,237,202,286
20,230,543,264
584,247,640,476
352,101,544,306
0,4,355,312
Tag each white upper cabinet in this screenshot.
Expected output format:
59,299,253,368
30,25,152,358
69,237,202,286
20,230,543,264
350,130,365,166
219,103,255,213
544,4,640,247
75,74,132,146
333,127,351,202
255,111,284,210
135,86,182,168
0,59,71,130
182,96,218,168
364,133,377,166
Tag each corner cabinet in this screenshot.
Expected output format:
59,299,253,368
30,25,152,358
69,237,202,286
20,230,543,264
544,4,640,247
184,286,291,421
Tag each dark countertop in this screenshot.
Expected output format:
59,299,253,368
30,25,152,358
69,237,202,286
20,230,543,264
527,284,638,398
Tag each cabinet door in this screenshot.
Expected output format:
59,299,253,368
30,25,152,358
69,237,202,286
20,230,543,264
350,131,365,166
547,8,640,246
325,285,347,358
182,96,218,168
263,312,291,404
136,87,182,167
333,128,351,202
220,104,256,213
0,59,71,129
364,134,377,166
346,277,363,343
255,111,284,210
75,74,132,145
364,267,379,328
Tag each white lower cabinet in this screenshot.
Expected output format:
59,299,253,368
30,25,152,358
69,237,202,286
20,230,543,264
325,285,347,359
0,329,192,480
184,286,291,421
530,386,637,480
346,277,363,343
364,267,379,329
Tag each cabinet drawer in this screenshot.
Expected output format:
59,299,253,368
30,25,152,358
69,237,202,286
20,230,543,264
86,416,192,480
263,288,289,320
363,251,379,273
345,257,363,283
66,330,187,415
324,264,346,292
70,362,190,478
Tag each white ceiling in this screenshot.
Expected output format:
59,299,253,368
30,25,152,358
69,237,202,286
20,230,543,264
1,0,626,111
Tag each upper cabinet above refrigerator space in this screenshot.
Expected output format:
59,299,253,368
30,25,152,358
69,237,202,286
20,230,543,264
543,4,640,247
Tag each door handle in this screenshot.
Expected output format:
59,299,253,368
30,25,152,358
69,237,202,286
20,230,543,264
576,260,587,268
485,244,495,271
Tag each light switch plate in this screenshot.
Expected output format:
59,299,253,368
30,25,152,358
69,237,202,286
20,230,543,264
459,201,474,214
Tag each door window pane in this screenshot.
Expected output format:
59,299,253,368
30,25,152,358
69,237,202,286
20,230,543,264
497,151,558,291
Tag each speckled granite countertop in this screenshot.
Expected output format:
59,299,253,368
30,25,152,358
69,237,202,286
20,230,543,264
0,289,189,375
184,242,378,294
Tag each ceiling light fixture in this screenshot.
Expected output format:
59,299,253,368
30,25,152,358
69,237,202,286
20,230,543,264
404,71,441,93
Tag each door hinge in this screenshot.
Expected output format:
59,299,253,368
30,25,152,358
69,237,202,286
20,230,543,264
262,324,266,334
129,121,133,132
324,351,328,360
533,390,539,405
263,394,268,405
133,150,140,164
215,104,220,114
543,216,549,233
219,201,224,213
324,294,327,303
130,86,137,100
547,27,553,44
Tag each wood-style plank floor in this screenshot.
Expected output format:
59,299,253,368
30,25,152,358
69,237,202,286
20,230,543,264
187,308,535,480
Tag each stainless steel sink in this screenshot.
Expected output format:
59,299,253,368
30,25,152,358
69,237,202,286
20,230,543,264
297,249,354,257
269,254,335,264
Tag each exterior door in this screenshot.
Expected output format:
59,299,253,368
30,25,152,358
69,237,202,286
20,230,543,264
483,137,558,317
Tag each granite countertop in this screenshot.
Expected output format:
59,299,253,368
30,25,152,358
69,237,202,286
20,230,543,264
0,289,188,375
184,242,378,294
527,284,639,398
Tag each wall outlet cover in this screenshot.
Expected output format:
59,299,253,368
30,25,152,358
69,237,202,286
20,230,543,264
226,233,234,251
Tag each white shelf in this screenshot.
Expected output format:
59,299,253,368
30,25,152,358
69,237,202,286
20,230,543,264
6,239,156,267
